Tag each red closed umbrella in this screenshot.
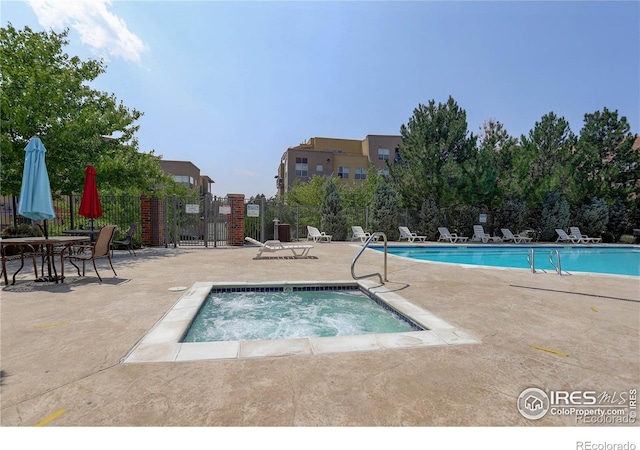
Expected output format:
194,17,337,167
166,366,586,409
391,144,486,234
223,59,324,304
78,165,102,231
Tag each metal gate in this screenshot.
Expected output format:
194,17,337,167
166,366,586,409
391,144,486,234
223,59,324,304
168,195,229,247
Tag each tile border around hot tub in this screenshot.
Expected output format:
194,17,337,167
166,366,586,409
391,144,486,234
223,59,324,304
120,280,481,364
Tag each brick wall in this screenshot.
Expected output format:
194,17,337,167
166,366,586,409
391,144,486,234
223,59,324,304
227,194,245,246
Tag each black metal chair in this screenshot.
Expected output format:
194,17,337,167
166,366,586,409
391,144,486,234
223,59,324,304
112,222,137,256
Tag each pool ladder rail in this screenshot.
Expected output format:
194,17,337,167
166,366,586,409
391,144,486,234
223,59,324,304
527,248,569,275
351,231,388,285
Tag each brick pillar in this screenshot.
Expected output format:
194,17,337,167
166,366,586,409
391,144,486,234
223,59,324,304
150,196,165,246
227,194,245,246
140,195,166,246
141,195,152,246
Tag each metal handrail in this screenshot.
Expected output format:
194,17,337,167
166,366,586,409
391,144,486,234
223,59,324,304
351,231,388,285
549,249,562,275
527,248,536,273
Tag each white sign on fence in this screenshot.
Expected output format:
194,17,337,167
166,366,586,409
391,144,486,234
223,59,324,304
219,205,231,215
247,204,260,217
185,204,200,214
479,213,487,223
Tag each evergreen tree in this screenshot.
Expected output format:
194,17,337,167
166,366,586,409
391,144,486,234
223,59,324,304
321,179,347,240
370,178,399,240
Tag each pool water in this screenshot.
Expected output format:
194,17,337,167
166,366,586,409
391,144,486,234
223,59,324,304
182,288,422,343
377,246,639,276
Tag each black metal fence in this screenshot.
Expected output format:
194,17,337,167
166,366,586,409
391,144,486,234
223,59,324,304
1,194,142,246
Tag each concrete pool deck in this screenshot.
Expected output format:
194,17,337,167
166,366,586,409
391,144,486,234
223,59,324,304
1,241,638,427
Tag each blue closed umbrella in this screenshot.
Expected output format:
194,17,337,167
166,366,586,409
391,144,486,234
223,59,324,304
18,136,56,236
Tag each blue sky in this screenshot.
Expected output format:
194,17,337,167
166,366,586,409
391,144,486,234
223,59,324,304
3,0,639,198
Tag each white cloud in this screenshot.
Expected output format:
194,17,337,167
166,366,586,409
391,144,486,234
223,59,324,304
235,169,261,178
28,0,147,63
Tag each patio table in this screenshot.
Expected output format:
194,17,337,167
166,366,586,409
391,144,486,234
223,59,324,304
62,229,100,242
1,236,89,284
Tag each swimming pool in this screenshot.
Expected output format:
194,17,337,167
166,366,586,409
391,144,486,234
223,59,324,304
182,286,422,343
375,245,639,276
121,280,480,363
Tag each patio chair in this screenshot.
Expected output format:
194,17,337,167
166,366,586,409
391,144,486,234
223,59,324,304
62,225,118,282
351,226,378,242
472,225,502,243
555,229,581,244
500,228,532,244
398,226,427,242
112,222,137,256
569,227,602,244
437,227,469,243
245,237,314,259
306,225,332,243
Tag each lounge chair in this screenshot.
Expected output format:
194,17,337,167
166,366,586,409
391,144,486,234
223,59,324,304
245,237,314,259
112,222,137,256
62,225,118,282
472,225,502,243
351,226,378,242
306,225,332,243
437,227,468,243
398,226,427,242
500,228,532,244
569,227,602,244
555,229,580,244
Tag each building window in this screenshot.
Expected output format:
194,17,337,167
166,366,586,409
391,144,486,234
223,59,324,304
354,168,366,180
295,157,308,177
338,166,349,179
316,164,323,172
378,148,390,161
173,175,194,187
378,168,389,177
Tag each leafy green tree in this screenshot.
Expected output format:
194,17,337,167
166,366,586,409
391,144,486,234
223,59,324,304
389,96,477,209
284,175,326,207
321,178,347,240
0,24,166,196
369,178,399,240
514,112,576,206
342,165,386,208
574,108,638,205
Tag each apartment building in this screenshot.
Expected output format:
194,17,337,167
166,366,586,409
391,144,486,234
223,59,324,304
276,135,402,196
159,160,214,196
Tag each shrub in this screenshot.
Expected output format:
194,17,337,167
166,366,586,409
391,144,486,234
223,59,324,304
606,200,629,242
573,197,609,238
539,190,570,241
495,195,528,232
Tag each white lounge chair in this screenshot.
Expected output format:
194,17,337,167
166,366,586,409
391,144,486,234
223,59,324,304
351,226,378,242
398,226,427,242
437,227,468,243
500,228,532,244
555,229,580,244
472,225,502,243
306,226,332,243
245,237,314,259
569,227,602,244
